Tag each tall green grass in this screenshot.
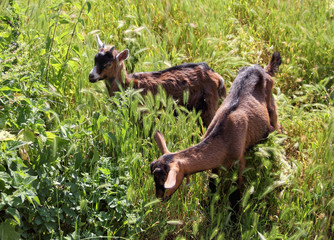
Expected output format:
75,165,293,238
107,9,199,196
0,0,333,239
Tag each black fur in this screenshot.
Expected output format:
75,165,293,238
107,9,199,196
94,51,114,74
150,154,175,199
158,62,212,74
266,52,282,76
133,62,213,79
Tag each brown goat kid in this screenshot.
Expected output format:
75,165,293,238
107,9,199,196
89,35,226,126
150,52,282,201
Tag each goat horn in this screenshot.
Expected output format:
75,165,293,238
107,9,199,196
109,46,115,53
96,34,104,49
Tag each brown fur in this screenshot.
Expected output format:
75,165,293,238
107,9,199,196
89,40,226,127
150,52,282,200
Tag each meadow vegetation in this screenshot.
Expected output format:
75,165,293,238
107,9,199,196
0,0,333,239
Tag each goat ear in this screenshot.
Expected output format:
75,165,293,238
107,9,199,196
164,169,177,189
154,131,170,154
116,49,129,63
96,34,104,49
265,52,282,77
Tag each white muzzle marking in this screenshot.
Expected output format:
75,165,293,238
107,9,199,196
89,66,100,81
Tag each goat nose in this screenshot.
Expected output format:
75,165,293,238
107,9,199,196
89,74,96,82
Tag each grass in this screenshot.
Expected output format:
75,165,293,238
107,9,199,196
0,0,333,239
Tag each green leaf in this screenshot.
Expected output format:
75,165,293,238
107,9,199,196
0,86,21,92
22,98,33,106
7,141,31,151
59,17,71,24
0,172,12,185
86,1,91,13
26,194,39,207
45,131,57,141
210,227,219,240
0,220,20,240
1,193,13,207
6,207,20,226
23,128,35,142
92,147,99,164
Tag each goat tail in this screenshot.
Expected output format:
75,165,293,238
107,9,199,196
265,52,282,77
217,74,226,99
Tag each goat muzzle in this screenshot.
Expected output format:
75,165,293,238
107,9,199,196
89,74,99,83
